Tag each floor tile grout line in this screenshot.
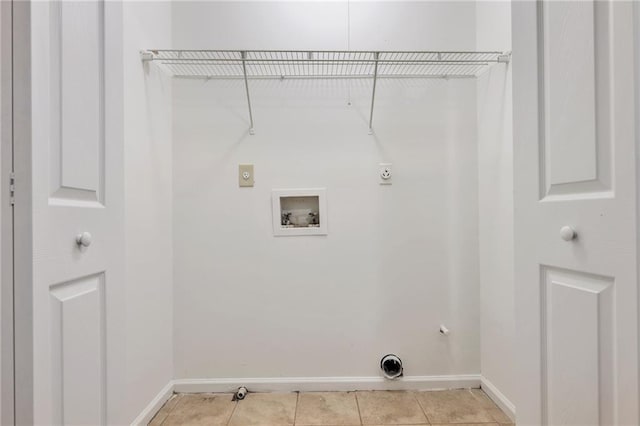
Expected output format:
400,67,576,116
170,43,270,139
225,394,240,426
353,391,363,426
412,391,432,425
293,391,300,426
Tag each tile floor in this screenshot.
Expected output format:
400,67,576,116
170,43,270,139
149,389,514,426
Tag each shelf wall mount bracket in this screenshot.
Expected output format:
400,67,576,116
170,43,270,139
140,50,156,61
497,52,511,63
241,51,256,135
368,52,379,135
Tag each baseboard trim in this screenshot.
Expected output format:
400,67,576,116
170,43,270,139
480,376,515,422
130,381,175,426
172,374,481,393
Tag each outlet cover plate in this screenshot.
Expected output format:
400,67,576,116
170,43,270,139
379,163,392,185
239,164,254,187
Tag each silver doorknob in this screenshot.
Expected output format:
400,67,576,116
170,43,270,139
76,232,92,247
560,226,576,241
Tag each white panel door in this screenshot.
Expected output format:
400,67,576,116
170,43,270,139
513,1,638,425
29,1,124,424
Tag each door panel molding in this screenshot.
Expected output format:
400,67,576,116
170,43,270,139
50,273,105,425
540,266,614,426
48,0,105,206
538,1,613,201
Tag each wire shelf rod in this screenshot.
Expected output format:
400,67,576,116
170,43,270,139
154,58,499,64
146,49,506,55
240,51,255,135
368,52,379,134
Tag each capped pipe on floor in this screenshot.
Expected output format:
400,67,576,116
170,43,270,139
234,386,248,401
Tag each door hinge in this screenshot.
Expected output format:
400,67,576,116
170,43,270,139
9,172,15,205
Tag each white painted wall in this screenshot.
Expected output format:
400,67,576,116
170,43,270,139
172,1,476,51
171,1,482,381
476,0,515,411
123,2,173,422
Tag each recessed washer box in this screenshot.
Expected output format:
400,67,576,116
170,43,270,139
272,188,327,236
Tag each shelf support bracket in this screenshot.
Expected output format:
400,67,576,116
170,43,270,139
241,51,255,135
497,52,511,63
368,52,379,135
139,50,155,61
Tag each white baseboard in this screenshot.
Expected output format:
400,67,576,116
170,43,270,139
172,374,481,393
480,376,515,422
130,381,175,426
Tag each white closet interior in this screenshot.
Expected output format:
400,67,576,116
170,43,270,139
122,1,515,422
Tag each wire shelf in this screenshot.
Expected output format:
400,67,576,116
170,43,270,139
142,50,510,79
141,49,510,134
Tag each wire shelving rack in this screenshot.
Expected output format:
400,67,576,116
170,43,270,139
141,49,510,134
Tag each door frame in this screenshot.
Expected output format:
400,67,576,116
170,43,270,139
5,0,33,424
0,0,14,423
635,5,640,424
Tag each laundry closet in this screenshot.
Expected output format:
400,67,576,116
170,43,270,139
131,1,515,419
8,1,639,425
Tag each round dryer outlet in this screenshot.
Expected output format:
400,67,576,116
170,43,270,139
379,163,392,185
380,354,403,379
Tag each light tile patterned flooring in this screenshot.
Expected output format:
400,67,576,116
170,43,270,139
149,389,514,425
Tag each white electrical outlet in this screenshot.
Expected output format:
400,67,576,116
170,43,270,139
379,163,392,185
239,164,254,187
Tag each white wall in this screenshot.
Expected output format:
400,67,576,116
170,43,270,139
123,2,173,422
171,1,482,381
476,0,515,413
172,1,476,51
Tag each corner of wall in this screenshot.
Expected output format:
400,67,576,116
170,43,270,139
123,1,174,423
475,0,516,413
480,375,516,422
